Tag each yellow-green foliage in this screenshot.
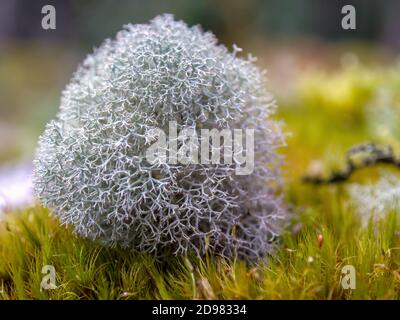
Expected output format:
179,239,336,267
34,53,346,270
279,62,400,180
0,186,399,300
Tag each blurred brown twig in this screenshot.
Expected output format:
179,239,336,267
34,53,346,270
303,143,400,184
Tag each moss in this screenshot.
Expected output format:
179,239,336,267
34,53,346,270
0,194,399,300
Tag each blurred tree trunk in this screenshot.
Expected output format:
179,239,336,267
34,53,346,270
0,0,17,41
381,0,400,50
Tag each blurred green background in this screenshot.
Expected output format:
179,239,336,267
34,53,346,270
1,0,400,181
1,0,399,162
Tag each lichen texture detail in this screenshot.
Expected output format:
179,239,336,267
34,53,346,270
33,14,288,262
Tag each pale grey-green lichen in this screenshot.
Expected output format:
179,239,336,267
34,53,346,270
33,14,288,261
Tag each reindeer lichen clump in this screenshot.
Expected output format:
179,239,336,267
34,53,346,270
33,14,287,262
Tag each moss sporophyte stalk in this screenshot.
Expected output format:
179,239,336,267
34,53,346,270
33,14,288,262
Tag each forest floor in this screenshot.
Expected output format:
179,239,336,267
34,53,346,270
1,63,400,299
